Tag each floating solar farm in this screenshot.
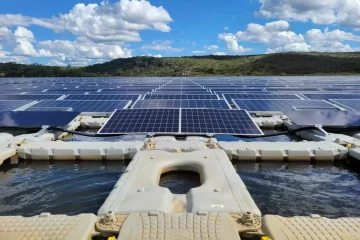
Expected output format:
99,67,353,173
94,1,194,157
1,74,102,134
1,76,360,134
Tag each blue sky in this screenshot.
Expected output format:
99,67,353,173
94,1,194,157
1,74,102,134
0,0,360,66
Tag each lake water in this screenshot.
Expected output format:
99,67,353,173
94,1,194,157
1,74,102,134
1,160,359,218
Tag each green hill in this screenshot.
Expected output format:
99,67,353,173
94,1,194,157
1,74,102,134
1,52,360,77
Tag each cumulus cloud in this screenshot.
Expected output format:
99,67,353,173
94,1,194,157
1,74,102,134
219,20,310,53
142,40,183,52
218,33,252,54
0,0,172,64
305,28,360,52
0,0,172,43
257,0,360,28
205,45,219,50
218,20,360,54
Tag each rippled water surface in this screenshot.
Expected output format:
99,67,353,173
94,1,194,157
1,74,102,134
236,162,360,218
0,160,360,218
0,161,125,216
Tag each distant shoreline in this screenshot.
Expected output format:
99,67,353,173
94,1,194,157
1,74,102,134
1,52,360,77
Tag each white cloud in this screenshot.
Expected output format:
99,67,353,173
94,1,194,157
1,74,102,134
142,40,183,52
205,45,219,50
145,53,162,58
0,0,172,64
0,0,172,43
218,33,252,54
219,20,360,54
224,26,229,30
305,28,360,52
38,38,132,62
219,21,310,53
212,52,227,56
14,26,35,41
257,0,360,28
191,50,207,54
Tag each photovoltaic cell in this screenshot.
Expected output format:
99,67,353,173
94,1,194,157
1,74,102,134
0,94,62,100
64,94,141,101
144,94,218,100
181,109,263,135
152,91,211,95
0,100,35,111
27,100,131,112
329,99,360,111
132,100,230,109
222,93,300,102
0,111,80,127
302,94,360,100
232,99,340,112
98,109,180,134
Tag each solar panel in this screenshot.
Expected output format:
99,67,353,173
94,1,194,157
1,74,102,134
27,100,131,113
232,99,340,112
144,94,218,100
284,110,360,127
329,99,360,111
222,93,301,102
181,109,263,135
63,94,141,101
132,100,230,109
0,100,36,111
152,91,211,95
0,111,80,127
265,88,321,91
0,94,62,100
98,109,180,134
302,94,360,100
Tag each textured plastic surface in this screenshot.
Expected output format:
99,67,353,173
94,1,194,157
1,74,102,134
17,141,143,160
98,149,260,217
118,212,241,240
219,141,348,161
0,148,16,165
0,213,97,240
262,215,360,240
154,141,207,152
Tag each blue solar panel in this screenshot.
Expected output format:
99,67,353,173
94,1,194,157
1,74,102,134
26,100,131,112
181,109,263,135
0,94,62,100
329,99,360,111
302,94,360,100
98,109,180,134
0,100,36,111
232,99,340,112
144,94,218,100
265,88,321,91
0,111,80,127
64,94,140,101
152,91,211,95
222,93,300,102
98,109,262,135
132,100,230,109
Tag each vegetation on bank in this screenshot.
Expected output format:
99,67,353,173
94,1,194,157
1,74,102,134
1,52,360,77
